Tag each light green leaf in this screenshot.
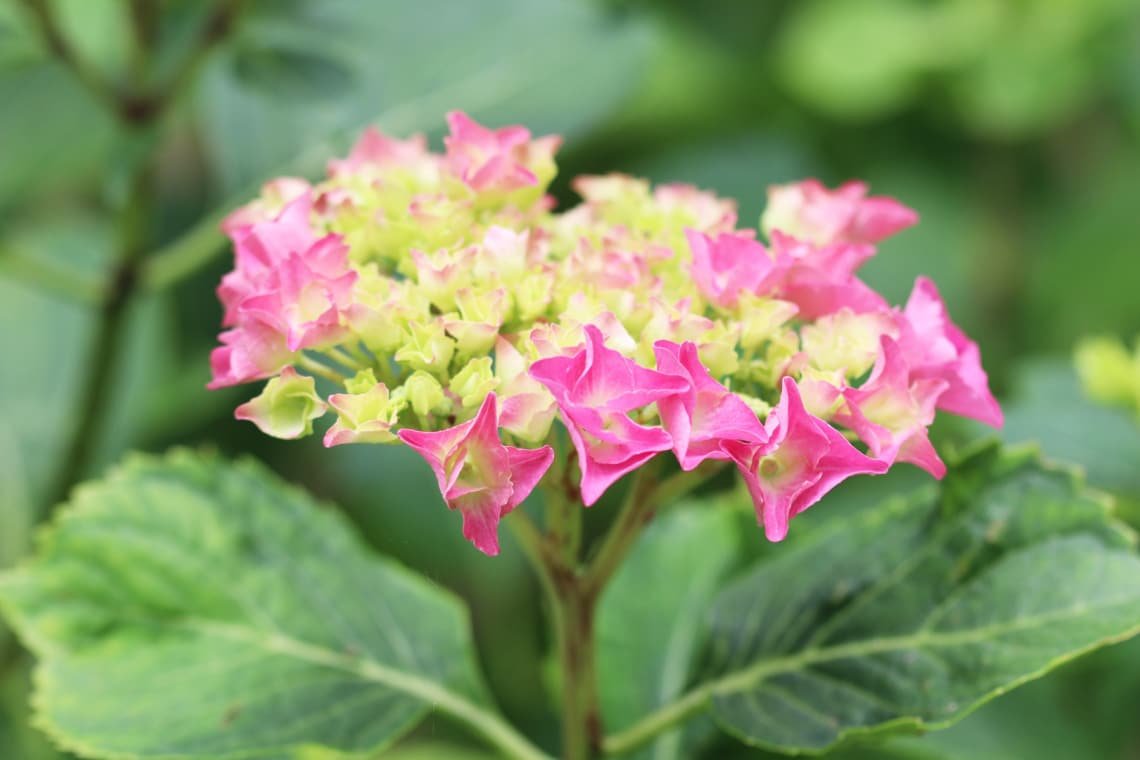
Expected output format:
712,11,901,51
376,742,498,760
0,450,547,760
607,444,1140,756
0,0,43,71
597,506,739,760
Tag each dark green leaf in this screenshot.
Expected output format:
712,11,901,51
699,444,1140,753
197,0,654,192
230,44,354,100
611,444,1140,756
0,63,114,207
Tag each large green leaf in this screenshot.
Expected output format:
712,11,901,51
0,450,542,760
597,506,740,760
608,444,1140,756
702,444,1140,753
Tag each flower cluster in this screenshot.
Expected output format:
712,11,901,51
211,112,1001,554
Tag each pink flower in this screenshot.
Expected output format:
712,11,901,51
327,126,432,177
220,177,312,237
208,318,292,389
529,325,688,505
653,340,767,470
763,179,918,246
209,192,361,389
398,393,554,555
835,336,948,478
218,193,320,326
237,235,357,352
686,229,781,308
768,231,886,320
726,377,888,541
896,277,1003,428
444,111,561,194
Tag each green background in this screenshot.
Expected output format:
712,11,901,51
2,0,1139,757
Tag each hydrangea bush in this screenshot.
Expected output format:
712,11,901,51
4,112,1139,760
211,111,1001,554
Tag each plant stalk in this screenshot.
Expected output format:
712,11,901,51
42,148,152,516
533,457,725,759
33,0,245,517
552,575,602,760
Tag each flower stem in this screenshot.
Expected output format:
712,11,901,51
552,577,601,760
583,459,726,598
535,479,598,760
581,463,658,599
297,354,348,385
531,457,727,759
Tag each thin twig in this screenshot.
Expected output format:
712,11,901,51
18,0,118,110
41,174,151,516
37,0,246,517
134,0,246,120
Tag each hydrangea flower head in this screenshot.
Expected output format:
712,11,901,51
210,112,1000,552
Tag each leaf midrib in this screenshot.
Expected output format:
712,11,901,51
604,591,1140,757
712,592,1140,695
163,617,553,760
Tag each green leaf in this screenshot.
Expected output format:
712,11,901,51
608,444,1140,756
597,505,740,760
378,742,498,760
0,0,43,71
230,44,355,100
0,63,114,208
197,0,653,193
702,444,1140,753
0,450,546,760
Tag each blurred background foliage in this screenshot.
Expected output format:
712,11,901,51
1,0,1138,757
